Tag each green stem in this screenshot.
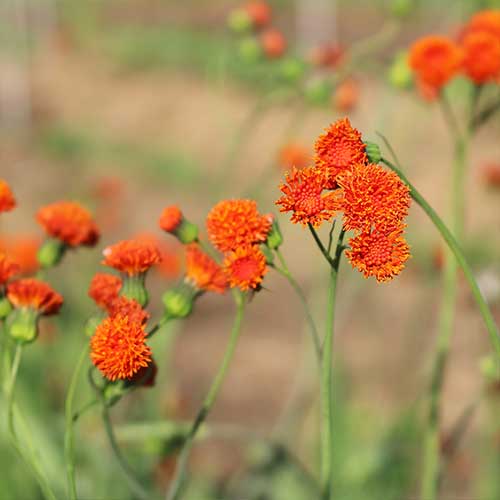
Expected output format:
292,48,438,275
319,231,344,500
72,398,99,422
5,343,57,500
64,345,88,500
307,224,335,267
165,292,246,500
274,248,321,361
380,157,500,355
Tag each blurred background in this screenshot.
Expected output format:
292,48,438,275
1,0,500,498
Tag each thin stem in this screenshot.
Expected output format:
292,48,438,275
72,398,98,422
147,314,171,339
165,292,246,500
64,345,88,500
274,248,322,360
380,157,500,356
308,224,335,267
320,230,344,500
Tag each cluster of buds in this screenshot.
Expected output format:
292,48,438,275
276,118,412,282
404,9,500,99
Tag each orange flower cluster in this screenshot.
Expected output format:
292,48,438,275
408,9,500,98
0,253,20,287
37,201,100,247
88,273,122,309
224,245,267,291
185,244,227,294
0,179,16,213
7,278,63,315
103,239,161,276
276,118,411,282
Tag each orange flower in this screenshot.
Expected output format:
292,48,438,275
134,232,181,279
102,239,161,276
346,228,410,282
107,296,150,325
0,235,41,275
309,43,344,68
7,278,63,315
185,244,227,294
276,166,337,227
482,163,500,188
333,79,359,112
206,199,271,252
336,163,411,232
408,36,462,93
159,206,183,233
279,143,311,171
461,31,500,84
0,179,16,213
467,9,500,40
0,252,20,286
245,0,272,27
88,273,122,309
260,29,287,58
224,245,267,291
90,314,152,381
314,118,368,189
36,201,99,247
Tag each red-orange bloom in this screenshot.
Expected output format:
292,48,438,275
245,0,272,27
206,199,271,252
185,244,227,294
90,314,152,381
102,239,161,276
88,273,122,309
224,245,267,291
159,206,183,233
0,252,20,286
314,118,368,188
336,163,411,232
333,79,359,112
408,36,462,92
309,43,344,69
134,232,181,279
0,179,16,213
346,228,410,283
276,167,337,227
7,278,63,315
461,31,500,84
36,201,99,247
482,163,500,188
279,143,311,171
260,28,287,58
107,296,150,325
467,10,500,40
0,235,41,275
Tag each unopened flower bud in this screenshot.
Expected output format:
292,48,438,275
121,275,149,307
364,142,382,164
388,52,413,90
37,239,66,268
238,37,262,63
391,0,413,18
104,381,126,407
260,244,274,265
162,287,195,319
279,58,306,84
227,9,252,34
8,308,38,344
0,296,12,319
480,354,500,383
266,216,283,249
159,206,199,244
304,79,332,106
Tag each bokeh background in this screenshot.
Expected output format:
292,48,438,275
1,0,500,498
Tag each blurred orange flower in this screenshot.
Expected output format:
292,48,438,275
461,31,500,84
206,199,271,252
245,0,272,27
333,79,359,112
103,239,161,276
467,9,500,40
7,278,63,315
276,166,337,227
279,143,311,171
408,36,462,94
37,201,99,247
346,227,410,282
90,313,152,381
159,206,183,233
88,272,122,309
185,244,227,294
0,235,41,275
224,245,267,291
309,43,345,68
260,28,287,58
482,163,500,188
314,118,368,189
135,232,181,279
0,253,20,286
0,179,16,213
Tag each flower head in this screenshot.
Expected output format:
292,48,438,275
206,199,271,252
7,278,63,315
336,163,411,232
333,79,359,112
279,143,310,171
102,239,161,276
185,244,227,294
36,201,99,247
314,118,368,188
107,296,150,325
346,228,411,282
0,235,40,275
408,36,462,93
260,28,287,58
276,166,337,227
159,206,183,233
88,273,122,309
461,31,500,84
245,0,272,27
90,314,152,381
467,9,500,40
0,253,20,286
224,245,267,291
0,180,16,213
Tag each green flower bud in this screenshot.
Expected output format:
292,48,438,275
364,141,382,164
162,287,195,319
260,244,274,265
304,79,332,106
266,218,283,250
279,58,307,84
121,275,149,307
227,9,252,34
480,354,500,383
238,37,262,63
388,52,413,90
0,297,12,319
390,0,413,18
176,221,199,245
104,380,126,407
8,308,38,344
37,239,66,269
